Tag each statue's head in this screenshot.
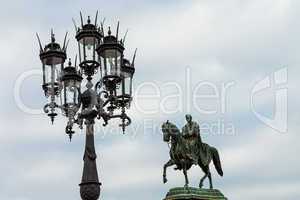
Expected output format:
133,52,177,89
162,121,180,142
185,114,192,123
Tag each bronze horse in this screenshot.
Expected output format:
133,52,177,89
162,121,223,189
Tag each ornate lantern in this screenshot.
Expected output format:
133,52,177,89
96,27,124,92
116,53,136,107
61,59,83,139
61,60,83,116
37,31,67,123
75,14,102,77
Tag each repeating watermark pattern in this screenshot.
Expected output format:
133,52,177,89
91,119,236,139
13,66,288,137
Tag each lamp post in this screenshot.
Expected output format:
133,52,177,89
36,12,137,200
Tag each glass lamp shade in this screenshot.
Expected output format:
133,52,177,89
77,35,100,63
101,49,122,78
42,63,63,97
61,66,83,116
116,59,135,106
97,34,124,83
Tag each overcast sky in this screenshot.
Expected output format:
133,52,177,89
0,0,299,200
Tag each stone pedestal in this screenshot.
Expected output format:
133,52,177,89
164,187,227,200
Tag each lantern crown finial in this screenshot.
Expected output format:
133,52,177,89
108,26,111,36
51,29,55,43
62,59,83,82
75,13,103,45
38,31,67,65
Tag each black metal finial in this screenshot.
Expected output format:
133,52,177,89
75,55,78,67
36,33,43,52
66,125,75,142
68,58,72,66
50,114,55,124
95,11,98,26
122,119,126,134
87,16,91,24
72,18,78,32
51,29,55,43
116,21,120,40
80,11,84,27
132,48,137,66
48,113,57,124
63,32,68,51
123,29,128,44
101,18,105,35
108,26,111,36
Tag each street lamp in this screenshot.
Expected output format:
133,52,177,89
38,30,67,124
36,12,137,200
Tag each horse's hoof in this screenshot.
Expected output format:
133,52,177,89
199,184,203,188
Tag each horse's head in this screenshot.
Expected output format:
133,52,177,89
161,120,180,142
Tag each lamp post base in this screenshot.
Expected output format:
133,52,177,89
164,187,227,200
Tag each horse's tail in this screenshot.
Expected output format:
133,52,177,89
211,147,223,177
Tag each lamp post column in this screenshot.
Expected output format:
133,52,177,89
80,119,101,200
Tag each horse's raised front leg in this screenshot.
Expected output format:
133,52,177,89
183,165,189,187
163,159,174,184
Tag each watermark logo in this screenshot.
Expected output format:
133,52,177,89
14,69,44,115
251,67,288,133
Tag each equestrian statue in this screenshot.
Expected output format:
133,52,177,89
162,114,223,189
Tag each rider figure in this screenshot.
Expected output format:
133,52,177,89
182,114,202,164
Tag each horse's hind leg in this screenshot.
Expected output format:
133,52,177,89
163,159,174,184
208,170,213,189
183,165,189,187
199,173,208,188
